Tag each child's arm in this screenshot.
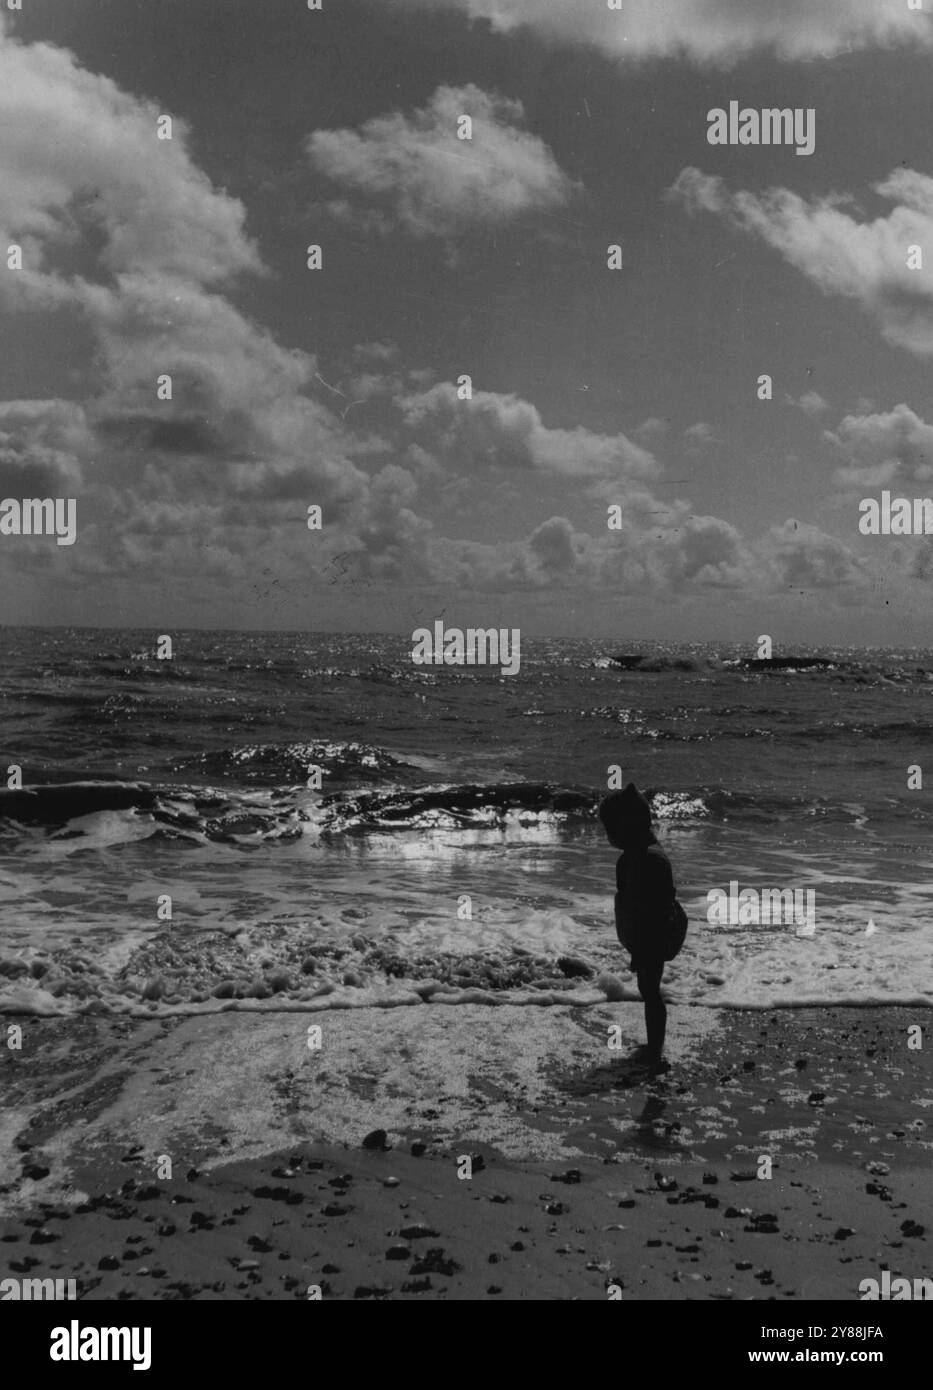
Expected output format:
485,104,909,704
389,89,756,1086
643,851,676,928
612,854,629,948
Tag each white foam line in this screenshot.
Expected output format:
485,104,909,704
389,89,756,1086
4,989,930,1019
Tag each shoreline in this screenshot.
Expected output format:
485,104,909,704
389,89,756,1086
2,1003,929,1299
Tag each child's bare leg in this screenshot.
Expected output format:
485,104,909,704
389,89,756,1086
636,960,666,1059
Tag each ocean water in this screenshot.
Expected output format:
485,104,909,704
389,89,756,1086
1,627,932,1016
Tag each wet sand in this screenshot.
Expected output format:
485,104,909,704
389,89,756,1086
1,1003,929,1299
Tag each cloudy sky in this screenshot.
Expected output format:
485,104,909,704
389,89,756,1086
2,0,933,642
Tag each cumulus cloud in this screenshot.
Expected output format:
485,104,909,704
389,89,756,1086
759,520,867,590
671,166,933,355
0,18,434,596
794,391,829,418
401,0,931,64
0,17,882,616
661,514,748,586
0,24,260,291
825,403,933,490
398,381,658,491
306,84,576,238
429,508,869,598
683,422,720,454
0,400,90,496
428,514,728,595
634,417,669,445
392,383,867,598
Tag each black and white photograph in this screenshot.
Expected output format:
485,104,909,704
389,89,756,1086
0,0,931,1345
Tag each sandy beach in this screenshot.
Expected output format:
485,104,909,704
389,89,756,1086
2,1001,928,1300
6,0,933,1345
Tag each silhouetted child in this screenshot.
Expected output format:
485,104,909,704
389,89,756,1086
599,783,686,1071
